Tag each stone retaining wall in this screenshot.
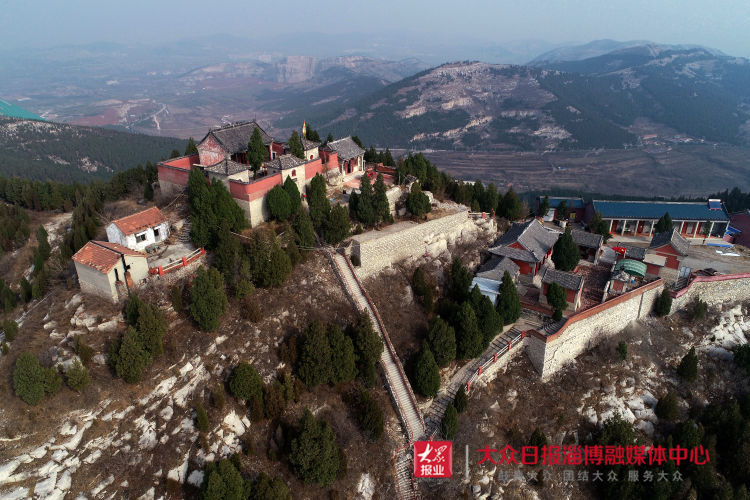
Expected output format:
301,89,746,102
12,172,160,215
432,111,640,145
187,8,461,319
671,274,750,311
349,210,493,278
528,280,664,378
526,272,750,379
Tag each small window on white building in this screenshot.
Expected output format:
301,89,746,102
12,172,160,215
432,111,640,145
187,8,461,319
153,228,160,239
136,233,147,243
291,170,296,177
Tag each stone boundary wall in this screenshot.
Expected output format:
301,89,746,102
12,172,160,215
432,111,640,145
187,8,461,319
526,280,664,378
525,272,750,378
671,273,750,311
350,210,488,278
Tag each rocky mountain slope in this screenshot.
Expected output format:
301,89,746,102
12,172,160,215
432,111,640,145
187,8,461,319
0,116,185,182
299,46,750,151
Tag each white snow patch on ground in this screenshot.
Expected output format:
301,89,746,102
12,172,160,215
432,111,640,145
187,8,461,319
356,473,375,500
134,416,158,450
34,471,57,497
90,474,114,497
173,363,209,407
187,470,204,487
222,411,245,436
138,486,155,500
167,454,190,483
0,486,28,499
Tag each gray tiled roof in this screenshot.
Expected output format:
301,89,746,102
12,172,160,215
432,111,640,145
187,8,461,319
325,136,365,161
490,219,560,262
264,154,306,171
571,229,603,249
476,256,520,282
203,159,248,176
542,267,584,291
301,137,321,150
649,229,690,256
202,121,274,155
618,244,646,260
488,245,536,263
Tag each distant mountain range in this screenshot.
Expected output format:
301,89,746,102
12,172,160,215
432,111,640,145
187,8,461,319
289,44,750,150
2,39,750,163
0,116,185,182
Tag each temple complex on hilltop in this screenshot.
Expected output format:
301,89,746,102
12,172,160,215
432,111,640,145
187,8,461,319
157,121,366,226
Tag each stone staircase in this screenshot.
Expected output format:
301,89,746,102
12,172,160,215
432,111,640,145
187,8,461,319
176,218,192,243
328,251,423,499
423,326,523,438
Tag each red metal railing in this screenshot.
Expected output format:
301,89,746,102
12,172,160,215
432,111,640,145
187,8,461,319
148,247,205,276
338,250,426,439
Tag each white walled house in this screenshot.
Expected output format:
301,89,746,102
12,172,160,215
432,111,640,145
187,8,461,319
72,241,149,302
106,207,169,251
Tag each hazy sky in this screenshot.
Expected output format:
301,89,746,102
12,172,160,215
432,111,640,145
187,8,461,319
2,0,750,57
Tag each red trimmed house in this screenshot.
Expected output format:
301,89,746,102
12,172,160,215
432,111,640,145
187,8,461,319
648,229,690,270
540,267,584,311
157,121,340,227
488,219,559,277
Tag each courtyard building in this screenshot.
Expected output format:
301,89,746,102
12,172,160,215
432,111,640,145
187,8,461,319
540,267,585,311
586,199,730,239
488,219,559,278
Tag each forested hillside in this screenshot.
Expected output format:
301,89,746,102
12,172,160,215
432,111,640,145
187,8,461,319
0,116,186,182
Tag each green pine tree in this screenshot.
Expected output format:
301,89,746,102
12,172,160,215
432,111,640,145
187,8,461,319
538,196,550,217
115,327,152,383
441,402,459,439
283,176,301,215
296,320,333,388
455,302,483,359
414,342,441,397
546,282,568,319
288,131,305,159
293,209,316,248
328,324,357,384
373,174,392,223
356,174,376,226
406,182,431,217
552,227,580,272
654,212,673,233
496,271,521,325
426,317,456,367
307,174,330,232
324,204,350,245
289,410,340,486
190,267,228,331
248,128,267,179
185,137,198,156
266,185,292,221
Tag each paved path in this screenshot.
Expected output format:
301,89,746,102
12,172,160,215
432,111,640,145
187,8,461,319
423,325,525,438
328,251,423,499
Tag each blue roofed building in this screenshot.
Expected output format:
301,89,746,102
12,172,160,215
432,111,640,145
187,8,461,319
585,199,730,239
536,196,585,222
